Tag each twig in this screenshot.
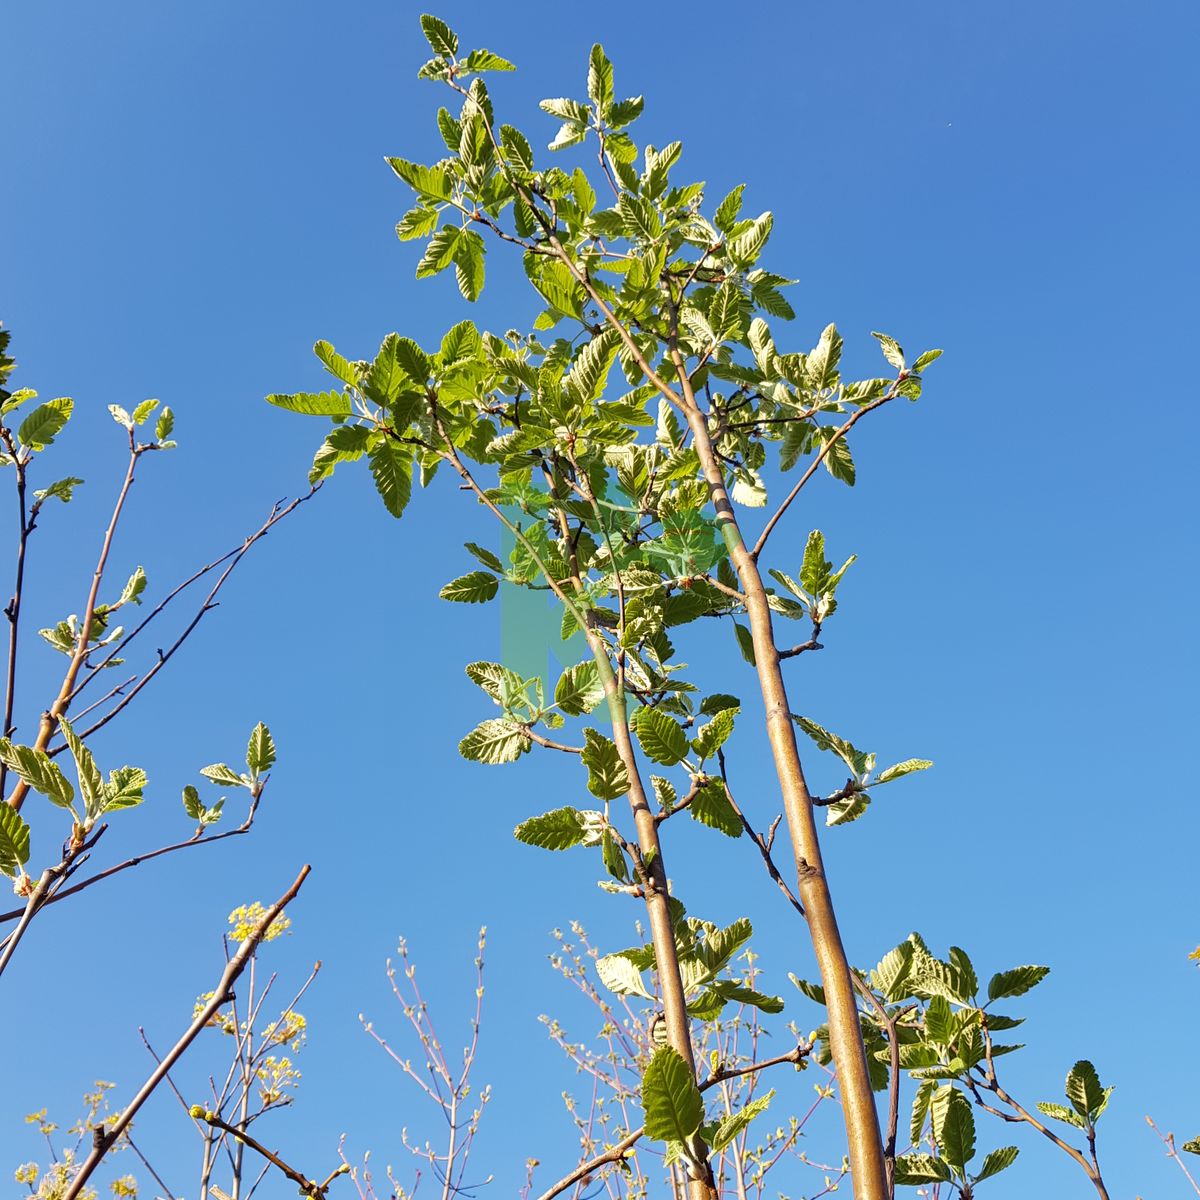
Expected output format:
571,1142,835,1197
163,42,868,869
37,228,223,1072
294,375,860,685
534,1044,811,1200
195,1110,347,1199
62,864,311,1200
1146,1117,1200,1196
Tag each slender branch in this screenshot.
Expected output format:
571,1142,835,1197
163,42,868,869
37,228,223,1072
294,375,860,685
1146,1117,1200,1196
196,1110,347,1199
0,427,31,793
521,727,583,754
62,864,311,1200
750,391,897,561
0,805,260,925
64,490,318,741
6,436,141,812
534,1043,811,1200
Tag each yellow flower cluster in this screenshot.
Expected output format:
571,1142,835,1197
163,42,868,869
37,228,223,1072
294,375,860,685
227,902,291,943
14,1163,38,1184
256,1055,300,1107
110,1176,138,1197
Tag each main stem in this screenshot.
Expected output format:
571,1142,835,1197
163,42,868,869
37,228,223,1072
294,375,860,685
434,430,715,1200
674,358,889,1200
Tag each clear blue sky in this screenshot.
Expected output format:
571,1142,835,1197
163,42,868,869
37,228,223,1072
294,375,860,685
2,1,1197,1195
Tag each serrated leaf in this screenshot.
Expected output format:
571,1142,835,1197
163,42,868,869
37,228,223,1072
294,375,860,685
932,1087,975,1173
691,707,736,761
266,391,353,417
440,571,499,603
33,477,85,504
642,1046,703,1145
690,779,741,838
1036,1101,1085,1128
119,566,146,607
102,764,147,812
459,718,528,764
314,340,358,387
986,965,1050,1001
182,784,203,821
726,212,772,266
369,441,413,518
452,228,486,301
514,806,587,850
246,723,276,774
58,716,103,819
1065,1060,1110,1122
200,763,244,788
387,157,454,202
632,707,688,765
872,331,905,370
131,399,159,425
892,1154,952,1185
975,1146,1019,1182
581,728,628,800
18,397,73,449
587,44,613,113
876,758,933,784
0,805,31,877
554,661,605,716
419,13,457,58
596,951,654,999
733,621,756,665
0,740,74,809
708,1091,774,1153
155,406,175,441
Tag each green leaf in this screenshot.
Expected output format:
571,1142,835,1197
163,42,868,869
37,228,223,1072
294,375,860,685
931,1086,975,1173
974,1146,1019,1182
1181,1138,1200,1156
713,184,744,233
0,805,31,878
709,981,782,1012
597,951,655,999
726,212,772,266
807,323,843,390
691,707,736,761
642,1046,703,1145
601,828,628,881
33,477,84,504
587,44,613,113
416,225,461,280
397,203,440,241
514,806,587,850
464,541,503,573
266,391,353,417
872,331,906,370
200,763,244,787
892,1154,952,1185
182,784,203,821
910,1079,937,1144
131,399,159,425
794,716,870,776
707,1091,773,1153
119,566,146,607
246,723,276,774
58,716,103,819
368,441,414,518
314,340,358,387
632,707,689,765
453,228,486,301
1065,1060,1111,1122
459,718,528,764
913,348,943,373
108,404,132,429
822,430,856,486
460,48,515,73
986,965,1050,1001
18,397,73,449
419,13,458,58
1035,1101,1084,1128
155,406,175,441
0,740,74,809
387,157,454,202
439,320,481,367
102,765,147,812
440,571,499,603
690,779,741,838
876,759,933,784
581,729,629,800
554,661,605,716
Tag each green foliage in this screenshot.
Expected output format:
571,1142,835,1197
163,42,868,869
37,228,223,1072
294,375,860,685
641,1045,703,1146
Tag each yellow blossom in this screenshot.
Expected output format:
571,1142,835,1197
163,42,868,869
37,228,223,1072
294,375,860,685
227,902,291,943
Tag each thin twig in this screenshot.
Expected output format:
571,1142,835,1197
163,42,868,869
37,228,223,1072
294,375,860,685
62,864,312,1200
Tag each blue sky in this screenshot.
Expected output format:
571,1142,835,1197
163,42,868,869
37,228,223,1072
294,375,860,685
2,1,1197,1196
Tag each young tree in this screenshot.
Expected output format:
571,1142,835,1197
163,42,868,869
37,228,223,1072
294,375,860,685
0,325,312,1196
265,15,953,1200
